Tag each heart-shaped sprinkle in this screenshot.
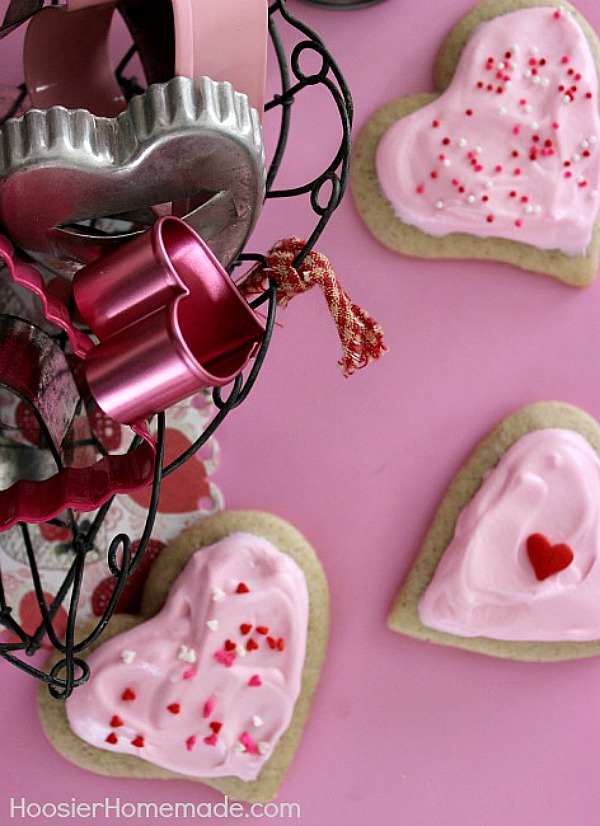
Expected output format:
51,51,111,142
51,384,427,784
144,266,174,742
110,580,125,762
214,650,236,668
120,650,136,664
246,638,259,652
248,674,262,687
240,623,252,636
121,687,136,702
210,721,223,734
203,733,218,747
236,582,250,594
240,732,260,755
526,533,574,581
224,639,237,652
375,8,600,258
105,732,118,745
167,703,181,715
252,715,264,728
131,735,145,748
206,619,219,631
110,715,123,728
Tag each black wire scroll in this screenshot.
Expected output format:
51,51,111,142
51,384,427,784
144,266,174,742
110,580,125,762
0,0,352,697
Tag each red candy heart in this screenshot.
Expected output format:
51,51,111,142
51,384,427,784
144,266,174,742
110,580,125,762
526,533,574,581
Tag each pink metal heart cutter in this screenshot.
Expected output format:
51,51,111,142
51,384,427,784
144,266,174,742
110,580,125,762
0,215,265,528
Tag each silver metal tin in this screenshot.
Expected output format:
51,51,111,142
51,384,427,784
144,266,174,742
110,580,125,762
0,75,266,274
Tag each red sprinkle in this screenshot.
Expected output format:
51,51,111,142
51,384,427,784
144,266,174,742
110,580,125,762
486,215,494,223
267,636,277,650
204,733,218,747
561,55,570,64
131,735,145,748
122,687,136,702
495,165,503,173
465,109,473,116
430,171,438,179
246,638,259,652
236,583,250,594
105,733,118,745
240,623,252,636
224,639,237,652
586,92,593,99
167,703,181,715
513,126,520,135
512,150,519,158
256,626,269,635
442,137,450,145
520,196,529,203
110,715,123,728
248,675,262,687
416,185,425,195
277,638,285,652
514,168,522,176
432,120,440,128
509,191,517,198
210,721,223,734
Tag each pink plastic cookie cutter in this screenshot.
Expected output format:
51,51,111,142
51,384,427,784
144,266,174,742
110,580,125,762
23,0,268,118
72,216,266,424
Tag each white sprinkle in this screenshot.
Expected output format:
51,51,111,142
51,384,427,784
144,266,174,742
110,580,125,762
121,650,136,664
234,743,246,754
504,80,512,89
458,138,467,148
485,180,493,189
591,190,598,198
442,158,451,167
211,587,225,602
530,46,539,54
532,75,541,85
258,742,270,755
206,619,219,631
566,9,572,17
498,62,505,70
590,135,597,144
524,204,533,214
573,153,581,162
524,69,532,79
467,195,476,204
563,95,572,104
252,715,264,728
582,140,590,149
474,145,482,154
178,645,197,663
512,44,520,53
541,77,549,87
530,122,539,130
534,205,542,214
499,107,507,116
236,645,247,658
523,104,532,113
578,175,586,183
434,200,445,210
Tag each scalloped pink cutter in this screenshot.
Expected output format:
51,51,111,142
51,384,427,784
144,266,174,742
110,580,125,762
0,216,264,528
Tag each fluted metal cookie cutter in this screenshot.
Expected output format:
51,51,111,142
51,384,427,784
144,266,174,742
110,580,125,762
0,75,265,275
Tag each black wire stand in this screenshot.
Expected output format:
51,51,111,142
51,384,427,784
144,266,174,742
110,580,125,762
0,0,352,698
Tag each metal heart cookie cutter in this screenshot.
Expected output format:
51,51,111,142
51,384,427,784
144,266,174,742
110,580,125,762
0,214,265,524
0,74,265,275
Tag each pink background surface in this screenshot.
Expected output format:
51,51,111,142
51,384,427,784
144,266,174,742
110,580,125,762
4,1,600,824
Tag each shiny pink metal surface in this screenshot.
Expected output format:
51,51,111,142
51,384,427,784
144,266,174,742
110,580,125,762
0,235,156,530
73,216,265,424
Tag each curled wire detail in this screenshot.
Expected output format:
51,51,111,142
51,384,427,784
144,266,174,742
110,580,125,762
0,0,352,696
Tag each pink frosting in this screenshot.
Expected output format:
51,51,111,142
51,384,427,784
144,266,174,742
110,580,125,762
66,533,309,781
419,429,600,641
376,7,600,254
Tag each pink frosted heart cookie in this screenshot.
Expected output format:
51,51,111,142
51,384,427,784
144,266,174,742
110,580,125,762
388,402,600,660
352,0,600,285
38,511,329,803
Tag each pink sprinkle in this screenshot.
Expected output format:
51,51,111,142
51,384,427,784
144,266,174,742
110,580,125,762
451,178,459,186
519,98,527,106
579,180,588,188
248,674,262,687
240,732,260,755
565,171,573,178
528,57,537,67
438,154,446,161
494,165,503,173
182,667,197,680
553,9,562,18
186,736,197,752
203,698,215,719
513,126,520,135
214,649,236,668
416,185,425,195
561,55,569,64
514,168,522,176
552,122,559,130
515,219,523,227
204,733,218,747
475,164,483,172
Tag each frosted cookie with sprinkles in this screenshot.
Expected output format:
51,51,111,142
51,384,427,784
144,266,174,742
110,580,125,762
352,0,600,285
38,511,329,803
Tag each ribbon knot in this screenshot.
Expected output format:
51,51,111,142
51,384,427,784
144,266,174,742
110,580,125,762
240,237,388,376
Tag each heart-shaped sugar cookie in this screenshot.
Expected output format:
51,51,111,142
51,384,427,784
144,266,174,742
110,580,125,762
352,0,600,285
388,402,600,661
38,512,329,803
